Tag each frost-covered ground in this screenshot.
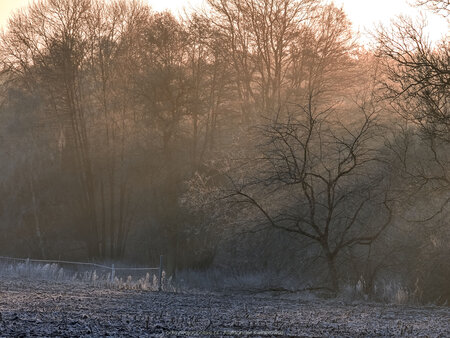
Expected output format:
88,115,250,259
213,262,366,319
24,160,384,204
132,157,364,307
0,277,449,337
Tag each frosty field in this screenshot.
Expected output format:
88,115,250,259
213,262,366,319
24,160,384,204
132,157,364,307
0,277,449,337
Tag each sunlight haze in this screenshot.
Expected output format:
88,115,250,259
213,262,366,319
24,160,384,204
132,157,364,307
0,0,449,332
1,0,448,44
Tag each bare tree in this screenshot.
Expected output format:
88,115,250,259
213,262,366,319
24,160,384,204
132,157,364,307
184,14,236,170
288,4,359,106
376,13,449,218
222,98,392,292
376,17,449,142
0,0,103,257
0,0,151,259
201,0,315,122
374,3,449,301
86,0,150,259
415,0,450,16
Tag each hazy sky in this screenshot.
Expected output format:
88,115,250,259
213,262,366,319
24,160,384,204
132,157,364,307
0,0,448,44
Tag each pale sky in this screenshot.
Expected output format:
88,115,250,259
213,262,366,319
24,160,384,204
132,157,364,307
0,0,448,44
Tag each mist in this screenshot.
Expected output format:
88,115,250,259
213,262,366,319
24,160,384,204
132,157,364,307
0,0,448,305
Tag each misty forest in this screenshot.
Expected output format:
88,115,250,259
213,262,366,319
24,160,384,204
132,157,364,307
0,0,448,306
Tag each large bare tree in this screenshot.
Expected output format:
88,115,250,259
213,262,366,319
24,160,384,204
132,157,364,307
218,97,392,292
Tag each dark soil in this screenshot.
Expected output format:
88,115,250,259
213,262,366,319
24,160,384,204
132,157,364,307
0,278,449,337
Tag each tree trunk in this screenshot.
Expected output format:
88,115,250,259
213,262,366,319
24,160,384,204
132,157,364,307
327,254,339,294
29,171,46,259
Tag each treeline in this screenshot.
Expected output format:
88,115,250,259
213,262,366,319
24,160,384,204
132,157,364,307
0,0,448,302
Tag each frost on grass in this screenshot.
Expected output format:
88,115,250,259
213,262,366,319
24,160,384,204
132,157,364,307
0,260,167,291
0,275,449,337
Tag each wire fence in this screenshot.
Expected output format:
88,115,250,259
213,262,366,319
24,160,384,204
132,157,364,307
0,255,164,291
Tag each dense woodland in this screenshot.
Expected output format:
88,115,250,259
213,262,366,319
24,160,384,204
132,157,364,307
0,0,448,303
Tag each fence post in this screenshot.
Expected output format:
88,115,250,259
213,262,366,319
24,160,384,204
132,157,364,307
111,264,115,284
158,255,163,292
